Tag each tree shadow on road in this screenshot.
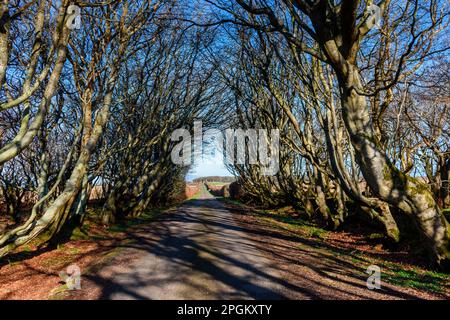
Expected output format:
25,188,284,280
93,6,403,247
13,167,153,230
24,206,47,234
82,198,441,300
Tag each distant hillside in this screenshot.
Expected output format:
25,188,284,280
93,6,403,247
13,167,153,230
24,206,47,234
193,176,236,183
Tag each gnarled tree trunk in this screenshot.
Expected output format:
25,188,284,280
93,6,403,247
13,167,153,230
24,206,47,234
339,65,449,266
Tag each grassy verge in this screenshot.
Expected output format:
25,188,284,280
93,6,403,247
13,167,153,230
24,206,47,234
207,182,229,187
187,183,208,200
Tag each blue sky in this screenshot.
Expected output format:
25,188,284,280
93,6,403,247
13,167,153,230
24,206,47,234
186,148,232,181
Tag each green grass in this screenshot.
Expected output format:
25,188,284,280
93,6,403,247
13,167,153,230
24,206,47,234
220,198,329,240
207,181,228,186
222,198,241,206
188,183,209,200
68,207,167,240
256,208,329,240
69,227,91,240
382,267,450,294
40,255,74,269
189,190,203,200
107,207,165,233
368,233,385,239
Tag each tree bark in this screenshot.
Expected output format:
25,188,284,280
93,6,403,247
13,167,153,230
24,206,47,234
340,65,449,266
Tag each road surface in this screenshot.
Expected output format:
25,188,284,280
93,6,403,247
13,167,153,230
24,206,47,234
95,186,289,299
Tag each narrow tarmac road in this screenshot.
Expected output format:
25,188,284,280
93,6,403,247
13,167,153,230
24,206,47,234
96,186,289,299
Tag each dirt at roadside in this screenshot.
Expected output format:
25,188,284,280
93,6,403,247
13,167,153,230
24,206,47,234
221,200,449,300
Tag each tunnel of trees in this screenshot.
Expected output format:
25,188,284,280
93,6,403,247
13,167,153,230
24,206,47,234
0,0,449,270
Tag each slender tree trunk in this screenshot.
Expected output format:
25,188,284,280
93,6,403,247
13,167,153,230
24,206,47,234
101,186,119,225
439,155,450,208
